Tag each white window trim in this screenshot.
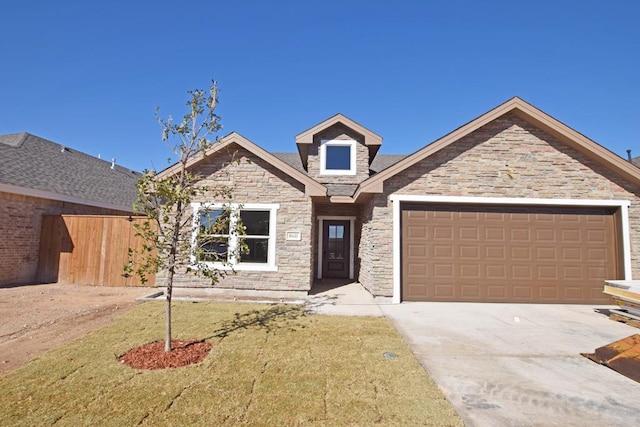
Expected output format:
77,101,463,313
317,216,356,280
192,202,279,272
389,195,632,304
320,139,357,176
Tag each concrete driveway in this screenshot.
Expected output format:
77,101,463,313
380,302,640,427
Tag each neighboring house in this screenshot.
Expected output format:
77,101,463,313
0,133,140,286
158,97,640,304
633,156,640,168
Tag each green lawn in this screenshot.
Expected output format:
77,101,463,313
0,301,462,426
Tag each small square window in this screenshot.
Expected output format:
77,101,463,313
325,145,351,170
320,139,356,175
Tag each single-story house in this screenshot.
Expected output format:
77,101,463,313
0,132,139,286
158,97,640,304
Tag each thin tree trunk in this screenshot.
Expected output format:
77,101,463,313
165,268,173,352
164,196,183,353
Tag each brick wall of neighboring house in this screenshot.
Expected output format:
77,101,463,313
158,144,314,292
307,124,370,184
0,191,131,286
358,114,640,296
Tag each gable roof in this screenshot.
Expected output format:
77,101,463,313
157,132,327,197
356,97,640,198
0,132,140,211
294,113,383,169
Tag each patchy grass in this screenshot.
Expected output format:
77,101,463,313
0,301,462,426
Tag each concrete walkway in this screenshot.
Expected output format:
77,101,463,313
305,281,385,316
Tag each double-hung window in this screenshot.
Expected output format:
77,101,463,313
192,202,279,271
320,139,356,175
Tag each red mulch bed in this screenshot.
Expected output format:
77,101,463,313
119,340,212,370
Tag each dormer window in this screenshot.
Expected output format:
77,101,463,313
320,139,356,175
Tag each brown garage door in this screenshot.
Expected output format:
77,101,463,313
401,204,621,303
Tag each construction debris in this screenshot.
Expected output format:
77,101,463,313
582,334,640,383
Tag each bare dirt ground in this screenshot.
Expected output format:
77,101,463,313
0,283,154,375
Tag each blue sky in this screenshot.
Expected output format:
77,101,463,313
1,1,638,172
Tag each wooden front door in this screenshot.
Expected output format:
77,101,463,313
322,220,351,278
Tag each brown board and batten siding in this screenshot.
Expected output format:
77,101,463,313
401,204,621,303
38,215,154,286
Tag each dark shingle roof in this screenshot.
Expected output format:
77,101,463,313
325,184,358,197
272,152,305,173
0,132,140,210
370,154,407,173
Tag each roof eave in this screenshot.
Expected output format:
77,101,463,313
157,132,327,197
0,183,134,213
359,97,640,193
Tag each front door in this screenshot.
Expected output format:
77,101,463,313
322,220,351,278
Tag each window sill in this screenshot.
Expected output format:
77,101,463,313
319,170,357,176
193,262,278,273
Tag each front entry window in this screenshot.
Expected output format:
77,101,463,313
327,224,345,260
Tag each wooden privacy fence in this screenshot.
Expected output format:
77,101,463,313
37,215,155,286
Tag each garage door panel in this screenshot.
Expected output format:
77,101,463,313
586,229,606,243
460,285,481,298
433,264,454,278
402,204,620,303
459,264,480,278
459,227,479,240
536,247,556,260
538,286,559,300
561,265,582,280
511,228,531,241
536,228,556,241
433,284,454,298
486,285,507,298
432,245,453,258
407,244,426,257
562,247,582,261
433,226,453,239
459,245,480,259
513,286,533,299
512,265,534,279
512,247,532,260
485,265,506,278
561,229,581,242
537,265,558,279
407,225,427,238
486,246,506,259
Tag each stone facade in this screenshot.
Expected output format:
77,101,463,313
162,144,315,292
357,114,640,296
307,124,370,184
0,191,130,286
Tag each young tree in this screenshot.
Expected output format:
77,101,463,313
126,81,244,352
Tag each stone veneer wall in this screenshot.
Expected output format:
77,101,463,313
161,144,314,292
0,191,131,286
307,124,370,184
358,114,640,297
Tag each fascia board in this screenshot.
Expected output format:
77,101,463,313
0,183,133,213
